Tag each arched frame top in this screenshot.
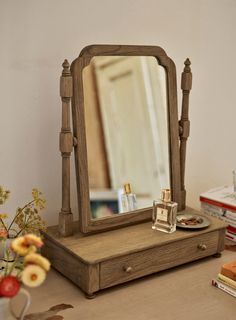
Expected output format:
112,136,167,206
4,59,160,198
70,45,182,234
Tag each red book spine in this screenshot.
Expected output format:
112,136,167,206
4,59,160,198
227,225,236,234
200,196,236,212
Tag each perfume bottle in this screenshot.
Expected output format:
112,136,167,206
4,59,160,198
152,189,178,233
121,183,137,213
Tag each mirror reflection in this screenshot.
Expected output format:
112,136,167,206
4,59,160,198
83,56,170,219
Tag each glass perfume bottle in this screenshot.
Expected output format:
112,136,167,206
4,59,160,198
121,183,137,213
152,189,178,233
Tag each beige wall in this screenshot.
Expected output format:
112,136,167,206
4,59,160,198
1,0,236,225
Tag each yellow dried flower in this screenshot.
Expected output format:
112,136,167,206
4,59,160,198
24,234,43,248
0,213,8,219
32,188,40,200
24,253,50,271
0,186,10,205
0,187,46,237
11,236,37,256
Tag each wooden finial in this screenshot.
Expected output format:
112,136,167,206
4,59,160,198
62,59,71,76
181,58,192,92
184,58,191,70
60,60,73,99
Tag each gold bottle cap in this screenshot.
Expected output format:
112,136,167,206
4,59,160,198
160,189,171,202
124,183,131,194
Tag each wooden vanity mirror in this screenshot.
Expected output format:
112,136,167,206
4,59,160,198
64,45,190,234
43,48,226,298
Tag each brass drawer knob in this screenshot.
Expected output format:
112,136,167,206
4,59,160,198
197,243,207,251
123,266,133,273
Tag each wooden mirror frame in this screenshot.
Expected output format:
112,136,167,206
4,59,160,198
59,45,192,235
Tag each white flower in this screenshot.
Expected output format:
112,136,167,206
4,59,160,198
21,265,46,287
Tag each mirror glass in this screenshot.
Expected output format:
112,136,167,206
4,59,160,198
83,56,170,219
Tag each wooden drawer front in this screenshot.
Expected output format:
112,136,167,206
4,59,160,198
100,231,219,289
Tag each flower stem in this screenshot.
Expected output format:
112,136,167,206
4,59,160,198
8,253,19,275
7,199,35,233
0,218,8,233
15,229,23,237
4,249,10,276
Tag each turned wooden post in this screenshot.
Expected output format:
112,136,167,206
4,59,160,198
58,60,73,236
179,58,192,210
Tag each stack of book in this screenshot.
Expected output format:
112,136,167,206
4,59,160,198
212,260,236,298
200,186,236,242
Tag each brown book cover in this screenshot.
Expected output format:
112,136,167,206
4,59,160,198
221,260,236,281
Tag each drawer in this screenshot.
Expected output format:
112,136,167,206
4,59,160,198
100,231,219,289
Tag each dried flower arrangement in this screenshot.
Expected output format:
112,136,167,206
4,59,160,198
0,186,50,298
0,186,46,238
0,234,50,297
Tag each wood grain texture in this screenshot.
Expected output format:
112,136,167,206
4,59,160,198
42,234,99,295
70,44,182,234
59,60,73,236
42,210,226,295
100,231,219,288
43,209,226,264
179,59,192,210
217,228,226,252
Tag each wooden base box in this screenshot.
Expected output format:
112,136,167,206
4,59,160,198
42,209,226,298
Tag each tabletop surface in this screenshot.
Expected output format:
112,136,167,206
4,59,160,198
12,245,236,320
